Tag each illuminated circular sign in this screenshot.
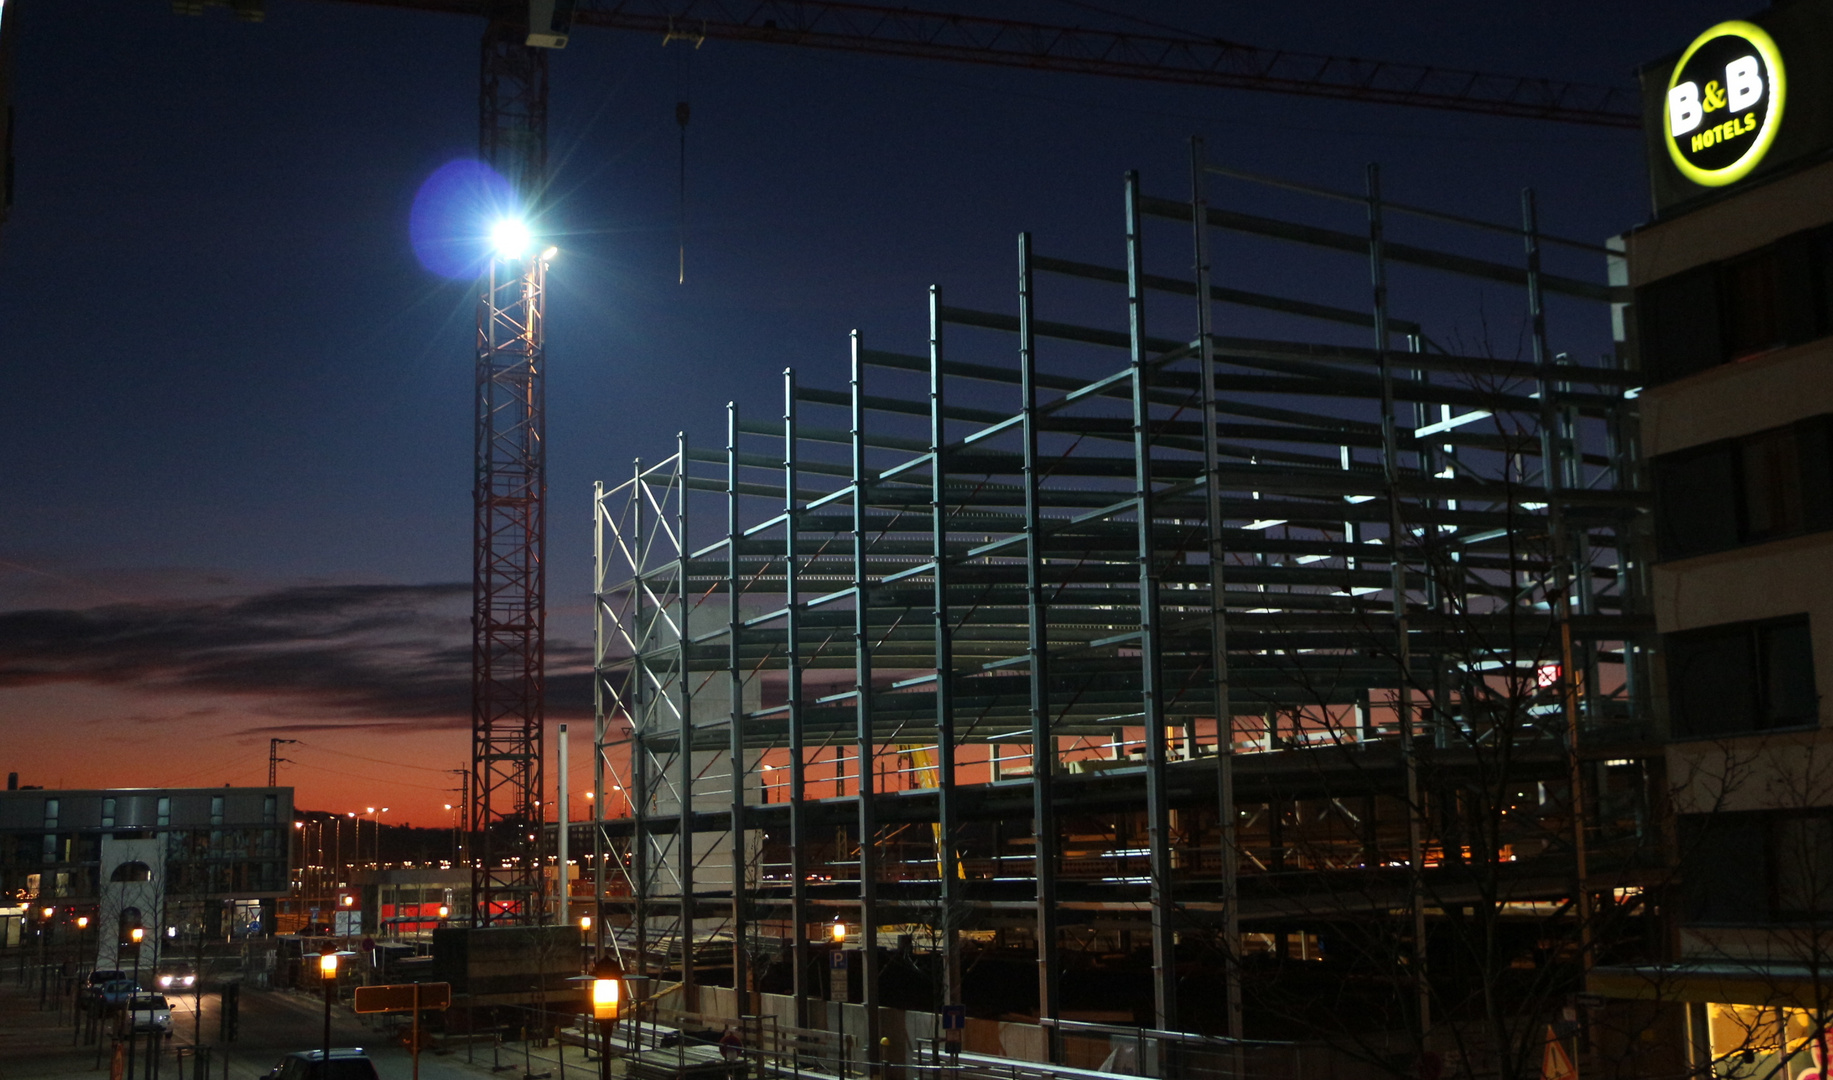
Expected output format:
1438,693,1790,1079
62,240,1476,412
1665,20,1787,188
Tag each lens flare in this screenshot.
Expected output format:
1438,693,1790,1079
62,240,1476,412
409,159,520,279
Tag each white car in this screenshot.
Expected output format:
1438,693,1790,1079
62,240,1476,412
126,994,173,1034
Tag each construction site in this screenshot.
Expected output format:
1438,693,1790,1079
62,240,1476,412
587,146,1658,1078
26,3,1827,1080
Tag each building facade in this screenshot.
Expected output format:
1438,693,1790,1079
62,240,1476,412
0,785,293,970
1592,4,1833,1078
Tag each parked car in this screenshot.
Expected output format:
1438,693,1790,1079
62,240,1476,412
155,963,196,990
262,1049,380,1080
78,969,129,1008
125,994,173,1034
96,979,142,1010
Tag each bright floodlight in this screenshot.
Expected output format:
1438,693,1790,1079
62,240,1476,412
491,218,533,260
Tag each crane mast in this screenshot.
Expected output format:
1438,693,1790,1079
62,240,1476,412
471,14,550,928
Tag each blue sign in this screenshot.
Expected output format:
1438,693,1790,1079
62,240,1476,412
942,1005,966,1031
830,950,848,970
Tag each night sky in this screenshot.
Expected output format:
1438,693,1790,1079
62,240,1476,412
0,0,1736,824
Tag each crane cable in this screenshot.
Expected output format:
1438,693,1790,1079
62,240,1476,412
665,23,703,284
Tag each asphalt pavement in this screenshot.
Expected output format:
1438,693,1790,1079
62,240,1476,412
0,963,607,1080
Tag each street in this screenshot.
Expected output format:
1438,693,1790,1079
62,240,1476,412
0,963,599,1080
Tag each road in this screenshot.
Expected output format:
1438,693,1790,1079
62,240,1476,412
0,965,601,1080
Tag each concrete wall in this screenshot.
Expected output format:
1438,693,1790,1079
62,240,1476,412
1628,159,1833,287
1640,338,1833,457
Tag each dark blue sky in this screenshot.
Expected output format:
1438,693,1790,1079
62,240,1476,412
0,0,1738,812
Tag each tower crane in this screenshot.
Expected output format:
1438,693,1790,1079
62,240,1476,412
126,0,1641,929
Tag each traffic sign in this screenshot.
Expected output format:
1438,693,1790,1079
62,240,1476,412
942,1005,966,1031
354,982,452,1014
830,950,848,970
1542,1027,1577,1080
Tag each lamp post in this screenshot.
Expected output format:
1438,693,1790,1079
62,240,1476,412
129,926,145,989
38,906,53,1007
320,947,339,1064
591,958,622,1080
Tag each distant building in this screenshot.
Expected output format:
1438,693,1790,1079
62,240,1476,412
0,785,293,969
1591,2,1833,1073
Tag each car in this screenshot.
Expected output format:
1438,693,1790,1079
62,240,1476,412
261,1049,380,1080
155,963,196,991
125,994,173,1034
79,969,130,1008
97,979,142,1010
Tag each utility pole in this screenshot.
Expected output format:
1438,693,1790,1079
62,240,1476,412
269,739,297,788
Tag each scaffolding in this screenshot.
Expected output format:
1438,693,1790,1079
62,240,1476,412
590,143,1657,1067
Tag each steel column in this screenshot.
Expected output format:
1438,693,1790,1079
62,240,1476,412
1188,139,1242,1043
1125,172,1179,1039
727,404,750,1012
929,286,963,1011
1017,234,1060,1049
1367,163,1429,1036
850,332,882,1069
677,433,697,1008
784,369,811,1029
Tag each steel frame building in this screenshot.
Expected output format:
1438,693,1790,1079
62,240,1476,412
590,145,1658,1065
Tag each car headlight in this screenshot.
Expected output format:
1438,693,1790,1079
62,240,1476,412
158,977,172,987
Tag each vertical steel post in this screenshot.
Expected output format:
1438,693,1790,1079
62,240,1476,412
850,332,882,1071
1126,172,1179,1040
785,369,812,1029
631,458,650,977
1188,139,1243,1043
929,286,963,1010
559,722,570,928
1017,235,1061,1054
677,435,698,1009
593,480,607,959
1367,163,1430,1037
1524,189,1593,965
728,403,750,1013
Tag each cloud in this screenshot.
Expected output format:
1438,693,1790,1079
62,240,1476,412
0,583,594,728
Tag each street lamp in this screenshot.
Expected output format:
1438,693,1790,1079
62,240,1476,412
320,947,339,1064
129,926,145,989
831,919,847,944
590,957,623,1080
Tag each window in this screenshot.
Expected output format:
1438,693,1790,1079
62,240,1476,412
101,798,116,829
1650,415,1833,561
156,798,170,827
1636,227,1828,384
1721,248,1784,360
1740,425,1805,539
1668,615,1818,737
210,796,224,827
262,794,276,825
1681,813,1767,922
1773,815,1833,918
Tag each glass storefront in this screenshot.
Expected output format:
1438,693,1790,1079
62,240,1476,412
1709,1003,1833,1080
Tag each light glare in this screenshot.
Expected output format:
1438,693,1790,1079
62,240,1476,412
492,218,532,260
